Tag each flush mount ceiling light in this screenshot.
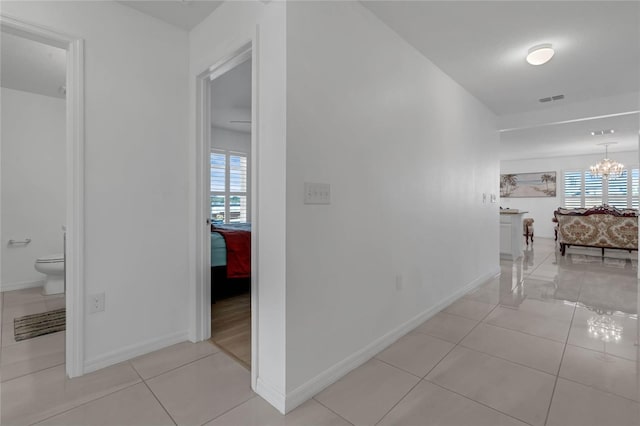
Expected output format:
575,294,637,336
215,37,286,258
526,43,555,65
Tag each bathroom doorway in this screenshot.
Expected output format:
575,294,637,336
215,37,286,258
0,17,85,378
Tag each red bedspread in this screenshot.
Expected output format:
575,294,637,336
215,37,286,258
213,228,251,279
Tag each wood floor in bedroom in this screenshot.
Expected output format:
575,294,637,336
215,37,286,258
210,292,251,369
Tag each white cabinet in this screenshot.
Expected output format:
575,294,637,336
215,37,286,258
499,211,528,260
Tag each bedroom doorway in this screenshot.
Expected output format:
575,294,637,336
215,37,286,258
209,57,253,369
195,43,254,372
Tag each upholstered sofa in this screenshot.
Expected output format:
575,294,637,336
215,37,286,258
554,205,638,256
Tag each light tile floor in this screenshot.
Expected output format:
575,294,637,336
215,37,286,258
1,238,639,425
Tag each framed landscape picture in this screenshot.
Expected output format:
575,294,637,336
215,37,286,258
500,171,556,198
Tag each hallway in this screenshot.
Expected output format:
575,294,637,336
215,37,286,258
1,238,638,425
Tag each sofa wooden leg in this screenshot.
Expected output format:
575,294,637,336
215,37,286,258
560,243,566,256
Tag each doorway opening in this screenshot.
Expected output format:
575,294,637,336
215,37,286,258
0,16,84,378
195,44,254,372
209,57,252,368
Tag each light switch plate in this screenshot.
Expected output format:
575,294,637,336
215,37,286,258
304,182,331,204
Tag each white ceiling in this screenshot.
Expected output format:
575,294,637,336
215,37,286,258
117,0,223,31
0,31,66,99
3,1,637,159
362,1,640,116
362,1,640,160
211,59,252,133
500,112,640,161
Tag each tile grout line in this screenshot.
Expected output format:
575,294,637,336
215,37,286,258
522,250,555,278
555,271,640,404
1,356,66,384
133,350,221,381
26,380,143,426
194,395,259,426
428,301,559,380
457,342,560,377
440,306,497,323
480,312,575,344
424,379,535,426
373,377,423,426
413,253,553,426
311,397,356,426
140,378,178,426
542,300,578,426
564,340,639,363
373,357,423,380
1,361,64,385
370,299,506,425
208,339,250,371
379,277,500,376
557,375,640,405
137,352,254,426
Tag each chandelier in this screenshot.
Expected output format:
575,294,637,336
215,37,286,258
590,143,624,180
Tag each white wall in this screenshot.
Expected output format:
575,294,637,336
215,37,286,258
1,1,190,370
211,126,250,153
285,0,499,402
501,151,639,238
1,88,66,290
189,0,288,411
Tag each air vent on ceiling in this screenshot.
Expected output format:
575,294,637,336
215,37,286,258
539,94,565,103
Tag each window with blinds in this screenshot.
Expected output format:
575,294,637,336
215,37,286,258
211,150,249,224
607,170,628,208
632,169,639,209
584,173,603,208
562,168,639,209
563,171,582,208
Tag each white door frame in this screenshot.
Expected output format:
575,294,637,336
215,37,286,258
1,15,85,378
194,41,258,387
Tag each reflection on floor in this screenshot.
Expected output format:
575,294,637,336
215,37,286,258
1,238,638,425
211,292,251,369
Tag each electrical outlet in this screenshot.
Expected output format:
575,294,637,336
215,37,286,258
89,293,105,314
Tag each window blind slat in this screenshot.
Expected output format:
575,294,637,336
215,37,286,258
607,170,628,208
210,152,226,192
210,151,249,224
563,171,582,208
633,169,639,209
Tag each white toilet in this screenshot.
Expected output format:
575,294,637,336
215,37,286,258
34,254,65,295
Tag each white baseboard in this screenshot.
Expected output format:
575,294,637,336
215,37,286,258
1,279,44,292
283,266,501,413
83,330,190,374
256,377,286,414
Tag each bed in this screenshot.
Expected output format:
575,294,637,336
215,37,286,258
211,223,251,301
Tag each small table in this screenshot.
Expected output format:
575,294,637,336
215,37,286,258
500,210,529,260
